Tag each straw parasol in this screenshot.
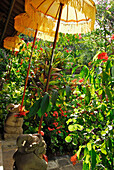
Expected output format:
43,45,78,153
3,35,24,81
3,35,24,51
14,12,56,42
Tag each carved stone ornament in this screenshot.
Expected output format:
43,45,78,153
4,104,23,140
13,134,47,170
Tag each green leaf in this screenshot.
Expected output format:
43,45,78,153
85,154,90,164
41,93,49,115
66,118,73,125
68,124,83,132
105,87,112,105
77,146,82,158
68,125,77,131
51,90,58,105
66,86,71,98
29,98,42,117
102,71,108,84
87,143,92,151
72,65,80,74
85,86,91,104
37,108,42,118
101,143,107,155
83,162,89,170
65,136,72,143
91,148,96,170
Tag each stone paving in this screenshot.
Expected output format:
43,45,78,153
47,155,83,170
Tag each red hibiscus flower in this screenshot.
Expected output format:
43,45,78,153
111,34,114,40
53,122,58,127
40,131,44,136
44,113,48,117
40,47,43,51
66,50,69,53
34,45,38,49
15,51,19,55
53,111,58,118
79,78,84,83
97,52,108,62
48,127,55,131
16,70,19,73
79,33,82,39
14,106,29,117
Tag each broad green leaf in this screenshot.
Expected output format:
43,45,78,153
41,93,49,115
65,136,72,143
77,146,82,158
87,143,92,151
68,125,77,131
83,162,89,170
101,143,107,155
85,86,91,104
72,138,78,145
91,148,96,170
72,65,80,74
51,90,58,105
66,86,71,98
66,118,72,125
102,71,108,84
37,108,42,118
98,89,102,95
105,87,112,105
68,124,83,131
111,66,114,78
29,98,42,116
85,154,90,164
77,124,84,131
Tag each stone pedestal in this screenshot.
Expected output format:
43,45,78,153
0,140,17,170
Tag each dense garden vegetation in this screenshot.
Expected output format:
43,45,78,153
0,0,113,169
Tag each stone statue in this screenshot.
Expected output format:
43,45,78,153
13,134,47,170
4,104,23,140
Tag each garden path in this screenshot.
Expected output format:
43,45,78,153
48,155,83,170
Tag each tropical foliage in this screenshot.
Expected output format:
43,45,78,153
0,0,113,169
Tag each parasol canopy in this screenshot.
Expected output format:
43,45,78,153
3,35,24,51
14,12,57,42
28,0,96,34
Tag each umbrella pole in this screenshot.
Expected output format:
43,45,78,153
38,3,64,134
20,28,38,111
45,3,64,92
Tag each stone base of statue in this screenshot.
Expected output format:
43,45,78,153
4,104,23,140
13,134,47,170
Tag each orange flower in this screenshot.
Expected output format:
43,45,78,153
72,78,77,83
88,62,92,66
70,154,78,165
90,112,94,115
